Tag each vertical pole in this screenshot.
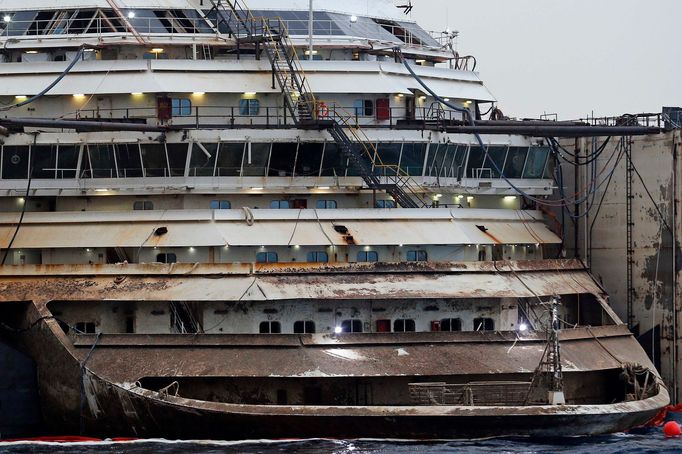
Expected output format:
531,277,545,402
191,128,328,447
308,0,314,61
573,138,580,259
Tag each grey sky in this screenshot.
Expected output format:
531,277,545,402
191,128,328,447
411,0,682,120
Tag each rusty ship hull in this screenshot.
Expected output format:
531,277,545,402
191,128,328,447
0,261,669,440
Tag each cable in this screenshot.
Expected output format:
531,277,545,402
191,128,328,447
1,46,87,112
1,133,39,265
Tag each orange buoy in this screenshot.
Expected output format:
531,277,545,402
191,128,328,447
664,421,682,438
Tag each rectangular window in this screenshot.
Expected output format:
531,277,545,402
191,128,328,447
474,318,495,332
394,319,416,332
256,252,278,263
75,322,96,334
353,99,374,117
357,251,379,263
156,253,177,264
172,98,192,116
259,321,281,334
239,99,260,116
294,321,316,334
270,200,290,209
316,200,337,209
407,250,427,262
340,319,363,333
307,251,329,263
376,200,396,209
210,200,231,209
133,201,154,211
441,318,462,332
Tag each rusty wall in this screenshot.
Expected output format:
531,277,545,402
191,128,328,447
561,130,682,402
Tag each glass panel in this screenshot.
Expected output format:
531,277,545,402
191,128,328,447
87,144,116,178
320,143,347,177
295,143,323,177
189,143,217,177
523,147,550,179
543,152,556,179
3,11,39,36
243,143,270,177
503,147,529,179
57,145,79,179
124,9,167,33
215,143,244,177
268,143,297,177
400,143,426,176
140,144,168,177
32,145,57,179
1,146,29,179
172,98,192,116
115,144,142,178
375,143,401,177
426,143,446,177
452,145,468,180
483,146,508,178
166,143,188,177
466,146,486,178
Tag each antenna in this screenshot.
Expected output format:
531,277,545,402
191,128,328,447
396,1,413,14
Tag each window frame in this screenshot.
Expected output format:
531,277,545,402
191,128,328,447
407,250,428,262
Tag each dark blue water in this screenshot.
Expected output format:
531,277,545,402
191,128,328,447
1,431,681,454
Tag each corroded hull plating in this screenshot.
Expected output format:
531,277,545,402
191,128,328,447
6,295,669,440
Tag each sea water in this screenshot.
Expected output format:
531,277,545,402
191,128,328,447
1,431,681,454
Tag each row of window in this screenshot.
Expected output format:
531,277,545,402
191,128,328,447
254,251,426,264
258,318,495,334
136,199,390,211
0,143,553,181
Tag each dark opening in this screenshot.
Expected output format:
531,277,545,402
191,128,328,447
474,318,495,331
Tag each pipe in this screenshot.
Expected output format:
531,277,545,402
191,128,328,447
0,118,168,133
441,125,662,137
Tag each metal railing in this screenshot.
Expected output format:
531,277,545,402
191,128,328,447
0,16,216,38
61,104,466,129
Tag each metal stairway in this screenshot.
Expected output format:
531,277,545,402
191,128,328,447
206,0,424,208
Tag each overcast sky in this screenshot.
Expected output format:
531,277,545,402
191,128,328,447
410,0,682,120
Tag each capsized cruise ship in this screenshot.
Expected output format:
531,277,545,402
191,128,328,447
0,0,668,439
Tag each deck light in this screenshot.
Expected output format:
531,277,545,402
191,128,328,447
15,95,27,100
131,92,143,96
127,11,135,19
25,50,38,54
504,196,517,201
94,188,110,193
192,92,205,96
150,48,164,53
350,15,358,23
189,247,195,252
444,98,450,102
3,15,11,23
304,50,318,56
244,92,257,97
397,93,404,98
419,95,427,101
334,326,343,334
415,59,426,64
251,187,263,191
435,193,443,199
317,186,330,190
73,94,85,99
519,323,529,332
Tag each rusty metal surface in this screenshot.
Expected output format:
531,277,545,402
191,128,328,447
69,326,651,382
0,267,602,303
0,209,561,248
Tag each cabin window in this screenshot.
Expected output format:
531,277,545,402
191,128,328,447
1,146,30,179
441,318,462,332
307,251,329,263
478,249,487,261
354,99,374,117
316,200,337,209
259,321,281,334
239,99,260,116
156,253,177,264
474,318,495,332
133,201,154,211
75,322,96,334
256,252,278,263
393,319,416,332
376,319,391,333
172,98,192,116
125,317,135,334
357,251,379,263
376,200,396,209
210,200,231,209
295,143,324,177
270,200,290,209
294,321,316,334
407,250,428,262
340,319,363,333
